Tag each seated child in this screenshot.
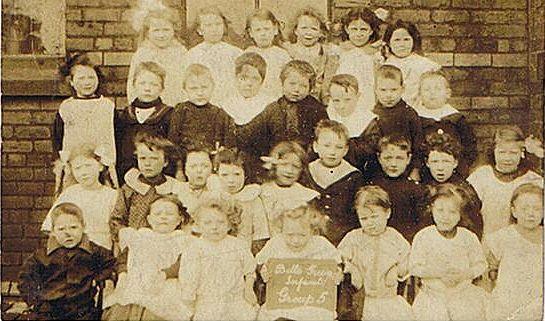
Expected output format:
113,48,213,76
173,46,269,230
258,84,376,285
410,184,487,321
300,119,364,246
338,185,413,321
179,197,258,321
103,195,192,321
256,204,343,321
19,203,116,320
177,147,214,217
483,184,543,321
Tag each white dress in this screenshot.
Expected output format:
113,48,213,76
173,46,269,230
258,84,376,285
484,225,543,320
338,227,413,321
229,184,270,243
245,45,291,99
103,228,192,321
467,165,543,236
336,48,378,106
221,91,275,125
42,184,117,249
409,226,487,320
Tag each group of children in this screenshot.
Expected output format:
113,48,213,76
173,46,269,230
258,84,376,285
17,3,544,321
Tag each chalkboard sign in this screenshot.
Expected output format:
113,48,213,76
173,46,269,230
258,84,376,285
265,258,338,311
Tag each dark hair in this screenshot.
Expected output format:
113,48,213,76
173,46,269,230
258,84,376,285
133,61,167,88
280,60,317,90
150,194,191,227
193,196,243,235
428,183,466,218
245,8,283,47
133,132,180,165
376,64,404,86
314,119,349,145
383,20,422,55
340,7,381,44
50,202,85,228
355,185,391,210
235,52,267,81
377,134,412,154
59,53,104,96
330,74,359,93
422,131,462,160
267,141,307,181
140,7,180,44
291,7,328,43
272,204,328,236
213,147,246,173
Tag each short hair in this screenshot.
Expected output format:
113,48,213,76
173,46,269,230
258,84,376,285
329,74,359,93
193,196,243,235
140,8,180,43
494,125,525,146
314,119,349,145
377,135,412,154
59,52,104,95
195,6,229,35
422,131,462,160
383,20,422,54
235,52,267,81
183,63,214,88
291,7,328,43
419,70,450,92
272,204,328,236
150,194,191,227
213,147,246,172
267,141,307,179
133,61,167,88
340,7,381,43
133,132,180,164
376,64,404,86
280,60,317,89
183,147,212,170
50,203,85,228
245,8,283,47
511,183,543,207
428,183,466,213
355,185,391,210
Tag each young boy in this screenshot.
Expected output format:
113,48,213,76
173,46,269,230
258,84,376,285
19,203,116,320
300,119,364,246
237,60,328,161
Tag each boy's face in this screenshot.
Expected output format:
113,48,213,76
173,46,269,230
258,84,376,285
283,70,310,102
294,15,322,47
197,208,230,242
426,151,458,183
389,28,413,58
282,218,311,252
135,144,167,178
357,204,390,236
313,129,348,168
198,13,224,44
70,155,103,188
328,83,360,116
420,76,450,110
249,19,277,48
494,141,523,174
345,18,373,47
147,199,182,234
275,152,303,187
512,193,543,230
52,214,84,248
185,75,214,106
236,65,263,98
70,65,99,98
432,197,461,232
147,17,175,49
134,70,163,103
375,76,404,107
378,144,411,178
218,164,245,194
185,152,212,189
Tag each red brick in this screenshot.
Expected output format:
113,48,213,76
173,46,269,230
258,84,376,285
431,10,470,23
101,0,131,7
509,96,530,109
114,38,134,51
2,141,33,153
27,153,53,167
422,38,457,52
1,253,21,266
103,81,128,96
2,225,23,239
2,210,31,224
425,52,454,66
2,125,14,139
416,24,454,37
490,81,528,95
448,97,471,110
3,112,32,125
66,9,82,21
31,111,57,125
2,182,46,196
492,54,528,67
494,0,526,9
454,53,491,66
104,52,133,66
392,10,431,22
67,0,101,7
471,97,509,109
14,126,50,139
2,239,41,253
95,38,114,50
41,99,63,111
1,98,41,110
452,0,494,8
2,196,35,209
34,168,55,181
34,141,53,153
66,22,104,37
413,0,450,7
83,8,120,21
24,224,44,238
66,38,95,51
6,154,26,167
35,197,55,209
372,0,412,6
104,22,135,36
2,168,34,181
471,11,527,25
3,266,22,280
30,210,49,223
103,66,130,80
483,25,526,38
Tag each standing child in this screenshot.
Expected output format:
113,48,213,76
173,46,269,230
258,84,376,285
483,184,543,321
410,184,487,320
177,148,215,218
179,197,258,320
338,185,413,321
127,7,187,107
19,203,116,320
300,120,364,246
245,8,291,99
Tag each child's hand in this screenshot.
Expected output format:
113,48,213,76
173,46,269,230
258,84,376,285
244,282,258,306
260,264,271,283
344,262,362,289
334,267,344,285
103,280,115,297
525,135,544,158
384,265,399,287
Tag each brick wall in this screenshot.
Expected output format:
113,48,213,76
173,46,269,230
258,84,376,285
529,0,544,141
1,0,541,279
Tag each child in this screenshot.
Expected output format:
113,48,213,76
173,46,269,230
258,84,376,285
256,204,343,320
283,7,339,101
417,71,477,178
300,120,364,246
259,141,319,236
53,53,117,189
19,203,116,320
338,185,413,321
127,7,187,107
103,195,192,321
467,126,543,237
177,148,214,217
244,8,291,99
237,60,328,160
115,61,174,181
42,144,118,250
183,6,243,105
383,20,441,107
179,197,258,320
168,63,236,177
483,184,543,321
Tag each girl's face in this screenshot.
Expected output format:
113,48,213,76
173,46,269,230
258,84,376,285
52,214,84,249
70,65,99,98
494,141,523,174
294,15,322,47
70,155,103,188
236,65,263,98
512,193,543,230
357,204,390,236
218,163,245,194
197,208,230,242
420,76,450,110
378,144,411,178
198,13,224,44
134,70,163,102
426,151,458,183
135,144,167,178
432,197,461,232
275,152,303,187
185,152,212,189
249,18,278,48
147,17,175,48
389,28,414,58
282,218,311,252
147,200,182,234
313,129,348,168
282,70,311,102
185,75,214,106
345,19,373,47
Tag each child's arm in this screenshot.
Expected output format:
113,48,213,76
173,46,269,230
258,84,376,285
236,103,272,150
18,253,44,308
94,247,117,283
466,232,487,280
109,188,129,243
409,232,443,280
482,234,501,281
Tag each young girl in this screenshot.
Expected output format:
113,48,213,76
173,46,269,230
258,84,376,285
53,53,117,190
382,20,441,107
103,195,192,321
127,7,187,107
42,144,117,250
410,184,487,320
244,8,291,99
338,185,413,321
483,183,543,321
256,204,343,320
259,141,319,236
183,6,243,105
467,126,543,237
179,197,258,320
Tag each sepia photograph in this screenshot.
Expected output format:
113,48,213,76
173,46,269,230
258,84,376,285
1,0,544,320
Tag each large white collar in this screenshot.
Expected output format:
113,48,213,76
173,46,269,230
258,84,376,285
308,159,359,189
415,103,459,120
124,168,181,195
